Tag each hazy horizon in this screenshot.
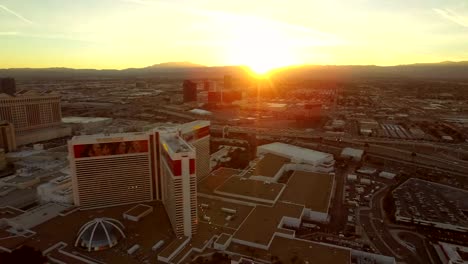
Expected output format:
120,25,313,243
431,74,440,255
1,0,468,72
1,60,468,71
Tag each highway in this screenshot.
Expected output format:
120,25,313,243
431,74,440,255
393,230,438,264
212,125,468,175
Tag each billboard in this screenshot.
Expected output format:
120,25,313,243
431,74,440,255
73,140,148,158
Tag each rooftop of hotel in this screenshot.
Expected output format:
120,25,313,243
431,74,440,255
243,153,290,178
161,134,194,154
124,204,153,218
0,201,175,264
198,168,242,195
169,222,234,263
70,131,148,144
280,171,334,213
232,202,304,246
197,196,254,230
227,236,351,264
0,90,60,98
215,176,285,203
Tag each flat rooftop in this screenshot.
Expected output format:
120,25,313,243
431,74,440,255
197,197,254,230
179,120,210,134
0,206,25,219
169,222,235,263
227,236,351,264
216,233,231,245
198,168,241,194
62,116,112,124
215,176,285,203
70,131,148,144
161,134,193,154
280,171,334,213
233,202,303,246
124,204,153,218
8,203,70,230
10,201,176,264
244,153,290,178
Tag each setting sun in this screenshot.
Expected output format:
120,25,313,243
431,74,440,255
225,18,299,74
244,48,296,74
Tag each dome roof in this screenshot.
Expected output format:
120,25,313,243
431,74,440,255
75,217,126,252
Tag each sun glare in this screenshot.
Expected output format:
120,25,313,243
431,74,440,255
245,50,295,75
226,19,299,75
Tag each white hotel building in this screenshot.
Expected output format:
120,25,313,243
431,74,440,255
68,122,209,237
160,133,197,237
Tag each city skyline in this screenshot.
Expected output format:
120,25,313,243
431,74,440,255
1,0,468,73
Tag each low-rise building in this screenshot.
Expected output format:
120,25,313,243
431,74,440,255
257,142,335,173
341,147,364,162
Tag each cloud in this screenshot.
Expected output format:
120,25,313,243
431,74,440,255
0,4,34,24
121,0,330,34
434,8,468,28
118,0,344,51
0,31,97,43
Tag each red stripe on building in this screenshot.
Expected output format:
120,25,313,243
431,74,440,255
189,159,195,174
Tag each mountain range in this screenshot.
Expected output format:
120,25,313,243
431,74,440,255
1,61,467,80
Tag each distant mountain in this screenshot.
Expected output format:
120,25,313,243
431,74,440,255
1,61,467,80
145,61,206,68
271,61,468,80
0,62,242,80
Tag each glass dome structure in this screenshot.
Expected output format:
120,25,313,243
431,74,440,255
74,217,126,251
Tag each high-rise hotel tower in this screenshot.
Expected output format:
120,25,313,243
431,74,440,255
180,120,210,181
68,122,209,237
0,90,62,133
159,132,197,236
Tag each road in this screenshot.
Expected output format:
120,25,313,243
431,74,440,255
358,184,436,264
326,165,348,232
394,231,439,264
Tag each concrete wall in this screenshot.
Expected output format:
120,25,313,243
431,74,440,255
303,209,329,223
249,165,285,183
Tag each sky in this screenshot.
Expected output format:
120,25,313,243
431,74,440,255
1,0,468,70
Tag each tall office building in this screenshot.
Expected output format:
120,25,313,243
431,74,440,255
0,90,62,133
160,132,197,237
0,78,16,96
183,80,197,102
224,75,233,90
208,91,242,104
203,80,217,92
68,122,207,236
0,121,16,152
180,121,210,181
